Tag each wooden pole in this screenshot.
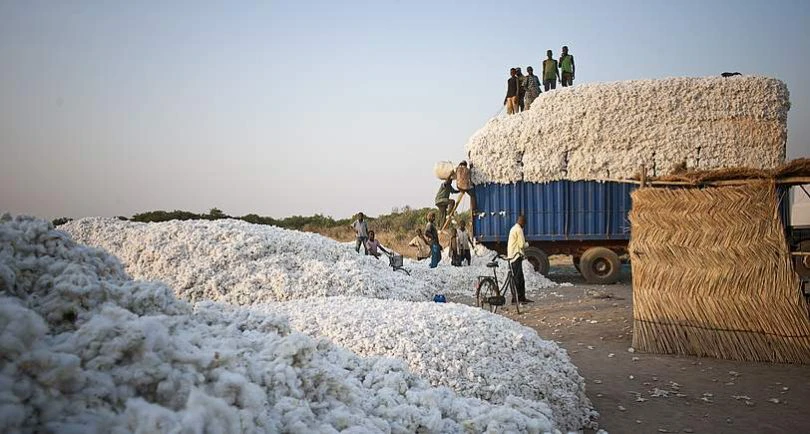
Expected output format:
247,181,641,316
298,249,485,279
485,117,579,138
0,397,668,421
441,191,466,231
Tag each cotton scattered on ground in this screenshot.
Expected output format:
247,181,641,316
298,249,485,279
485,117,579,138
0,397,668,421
467,76,789,184
0,214,585,433
60,218,558,305
263,296,597,432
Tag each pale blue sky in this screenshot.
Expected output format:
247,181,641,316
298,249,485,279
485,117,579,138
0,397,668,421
2,0,809,219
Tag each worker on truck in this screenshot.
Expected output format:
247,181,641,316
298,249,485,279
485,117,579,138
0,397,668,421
454,161,476,211
503,68,519,115
559,46,575,87
508,215,534,304
542,50,560,91
523,66,542,110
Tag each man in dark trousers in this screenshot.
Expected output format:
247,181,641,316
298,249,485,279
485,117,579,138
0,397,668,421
507,215,533,304
350,212,369,254
503,68,519,115
424,212,442,268
542,50,560,91
560,46,575,87
516,67,526,112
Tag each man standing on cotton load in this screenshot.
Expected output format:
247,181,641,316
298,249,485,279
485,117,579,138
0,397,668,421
542,50,560,91
508,215,533,304
515,67,526,112
503,68,519,115
523,66,542,110
350,212,369,254
559,46,575,87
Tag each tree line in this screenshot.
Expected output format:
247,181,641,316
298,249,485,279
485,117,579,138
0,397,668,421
52,206,471,234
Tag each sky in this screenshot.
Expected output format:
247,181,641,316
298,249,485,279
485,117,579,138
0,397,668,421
1,0,809,220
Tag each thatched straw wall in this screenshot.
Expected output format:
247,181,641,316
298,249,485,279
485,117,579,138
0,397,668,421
629,181,810,363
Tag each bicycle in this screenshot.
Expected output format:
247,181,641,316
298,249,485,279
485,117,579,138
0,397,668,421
475,254,520,314
382,250,410,276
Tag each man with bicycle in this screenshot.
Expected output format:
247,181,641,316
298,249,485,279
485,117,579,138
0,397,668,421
508,215,534,304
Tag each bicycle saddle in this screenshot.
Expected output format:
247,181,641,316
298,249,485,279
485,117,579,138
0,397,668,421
486,262,498,268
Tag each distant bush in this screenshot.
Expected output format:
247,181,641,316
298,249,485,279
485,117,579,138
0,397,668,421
52,217,73,226
126,205,471,239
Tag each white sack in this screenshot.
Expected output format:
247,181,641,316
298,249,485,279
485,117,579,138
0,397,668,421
434,160,455,180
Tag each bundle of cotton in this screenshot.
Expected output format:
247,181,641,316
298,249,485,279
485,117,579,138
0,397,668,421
264,297,596,432
0,215,577,433
61,217,436,304
467,76,790,184
61,218,558,305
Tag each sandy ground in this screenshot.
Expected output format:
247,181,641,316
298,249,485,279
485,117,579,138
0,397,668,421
455,257,810,434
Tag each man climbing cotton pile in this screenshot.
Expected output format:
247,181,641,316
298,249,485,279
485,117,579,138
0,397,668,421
435,177,458,229
455,160,476,210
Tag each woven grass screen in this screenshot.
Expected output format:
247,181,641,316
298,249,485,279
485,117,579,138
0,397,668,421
629,181,810,363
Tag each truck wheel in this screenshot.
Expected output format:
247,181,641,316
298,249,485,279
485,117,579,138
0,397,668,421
524,247,550,275
794,240,810,278
580,247,621,284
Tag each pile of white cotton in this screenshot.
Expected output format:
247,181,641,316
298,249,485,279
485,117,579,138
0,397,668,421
264,297,596,432
60,218,558,305
0,215,588,433
467,76,790,184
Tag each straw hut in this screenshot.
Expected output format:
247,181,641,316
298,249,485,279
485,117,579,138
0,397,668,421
629,159,810,363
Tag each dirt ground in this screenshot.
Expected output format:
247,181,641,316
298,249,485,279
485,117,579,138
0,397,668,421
461,257,810,434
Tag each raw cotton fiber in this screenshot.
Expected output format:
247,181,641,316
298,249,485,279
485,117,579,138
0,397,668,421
466,76,790,184
263,297,596,432
0,215,583,433
60,218,558,305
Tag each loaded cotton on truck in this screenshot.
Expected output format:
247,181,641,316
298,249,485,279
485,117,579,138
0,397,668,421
464,76,790,283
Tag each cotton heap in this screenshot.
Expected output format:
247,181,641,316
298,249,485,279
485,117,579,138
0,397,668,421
265,297,596,432
466,76,790,184
60,218,558,305
0,214,587,433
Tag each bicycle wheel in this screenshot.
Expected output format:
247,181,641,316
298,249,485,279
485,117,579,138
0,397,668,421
395,267,410,276
505,274,520,314
475,277,498,312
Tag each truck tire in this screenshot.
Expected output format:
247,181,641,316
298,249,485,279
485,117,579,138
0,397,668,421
524,247,550,275
580,247,621,284
794,240,810,278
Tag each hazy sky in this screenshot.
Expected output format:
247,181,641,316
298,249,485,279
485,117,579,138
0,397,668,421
2,0,809,220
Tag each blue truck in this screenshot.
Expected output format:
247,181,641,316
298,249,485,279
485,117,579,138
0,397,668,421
472,180,637,284
473,180,801,285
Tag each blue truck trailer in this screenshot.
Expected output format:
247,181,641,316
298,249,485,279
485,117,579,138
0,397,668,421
473,180,798,284
472,180,637,284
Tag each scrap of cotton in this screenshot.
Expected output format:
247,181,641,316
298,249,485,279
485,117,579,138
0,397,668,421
262,297,596,432
60,218,558,305
466,76,789,184
0,214,583,433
